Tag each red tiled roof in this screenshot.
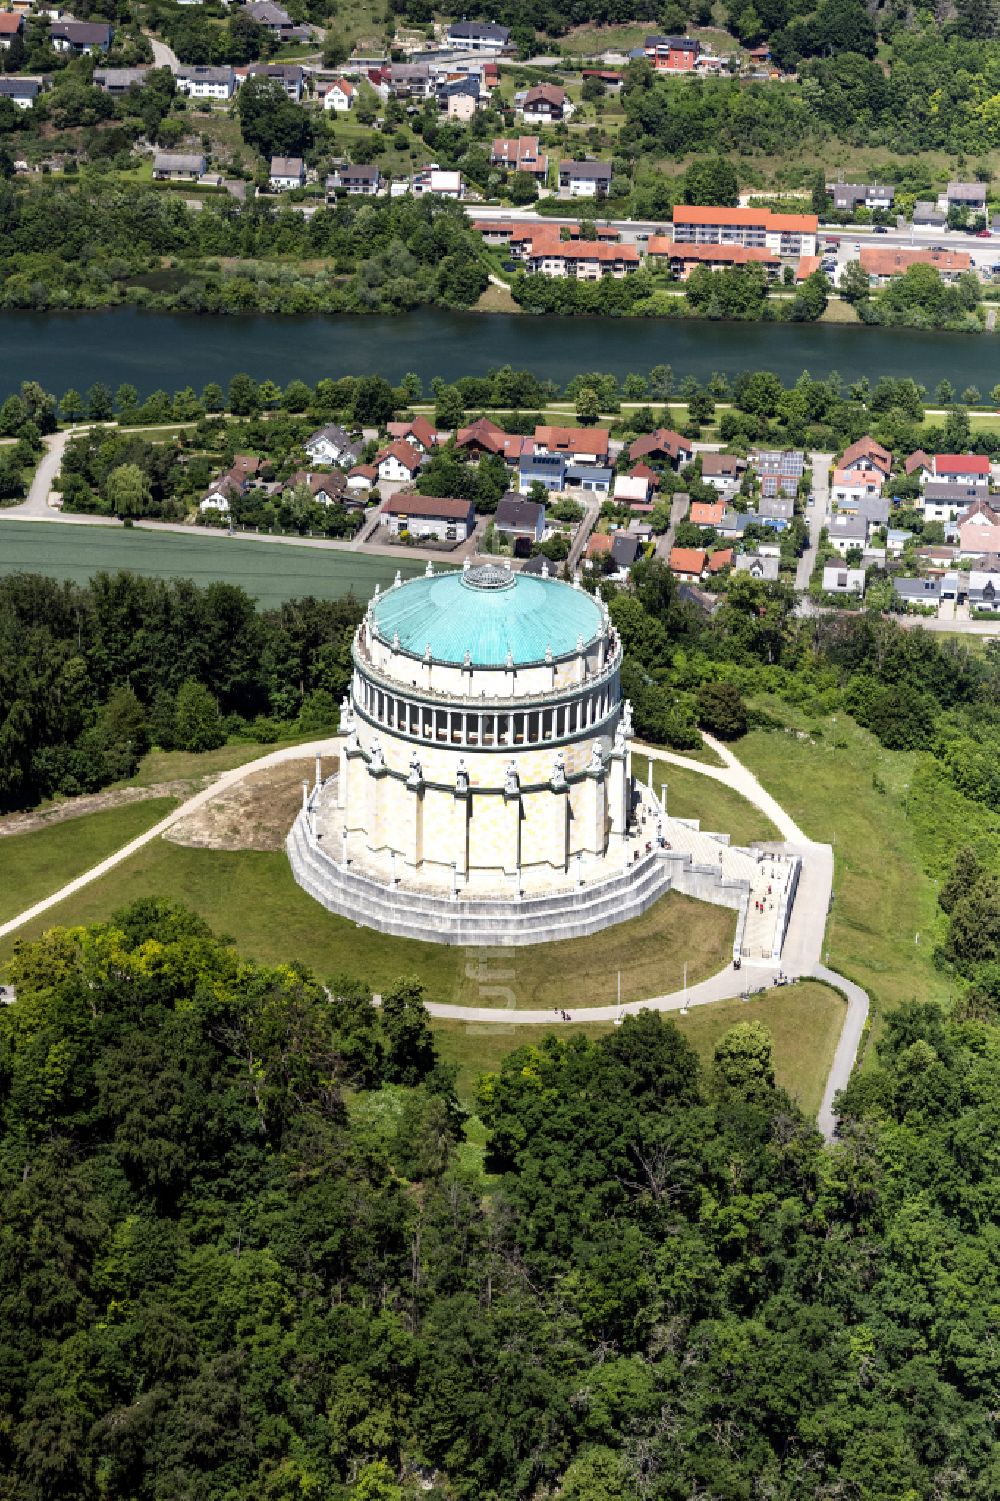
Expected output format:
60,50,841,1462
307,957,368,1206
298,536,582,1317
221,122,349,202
629,462,660,487
535,424,610,457
936,453,990,475
689,501,725,526
709,548,734,572
672,206,818,233
842,436,891,472
586,533,613,557
669,547,708,575
629,429,691,462
861,247,971,276
666,243,780,267
382,494,472,519
905,449,931,475
377,439,422,470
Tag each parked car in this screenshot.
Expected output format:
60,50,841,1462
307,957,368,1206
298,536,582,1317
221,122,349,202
976,228,992,238
873,225,889,234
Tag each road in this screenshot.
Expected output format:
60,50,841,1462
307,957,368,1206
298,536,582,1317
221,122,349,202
657,491,689,559
0,730,867,1137
567,496,600,572
146,33,181,72
797,451,830,590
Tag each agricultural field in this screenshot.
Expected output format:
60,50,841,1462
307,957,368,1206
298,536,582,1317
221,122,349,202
0,520,422,607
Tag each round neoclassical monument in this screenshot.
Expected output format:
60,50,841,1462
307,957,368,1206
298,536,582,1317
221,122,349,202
288,560,800,951
342,560,630,890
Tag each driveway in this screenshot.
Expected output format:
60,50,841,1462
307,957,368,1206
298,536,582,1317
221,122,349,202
796,451,831,590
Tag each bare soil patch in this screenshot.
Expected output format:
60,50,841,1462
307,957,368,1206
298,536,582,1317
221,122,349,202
165,758,332,852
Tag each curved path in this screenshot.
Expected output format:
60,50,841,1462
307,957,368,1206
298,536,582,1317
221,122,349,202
0,735,868,1136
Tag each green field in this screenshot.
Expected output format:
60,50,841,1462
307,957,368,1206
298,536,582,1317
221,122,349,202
434,978,843,1117
738,718,953,1019
0,835,734,1008
632,751,780,845
0,798,177,924
0,521,423,606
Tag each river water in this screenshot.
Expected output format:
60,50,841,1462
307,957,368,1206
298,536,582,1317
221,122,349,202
2,307,998,397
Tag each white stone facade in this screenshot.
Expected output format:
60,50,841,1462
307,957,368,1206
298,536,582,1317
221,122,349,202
332,567,631,895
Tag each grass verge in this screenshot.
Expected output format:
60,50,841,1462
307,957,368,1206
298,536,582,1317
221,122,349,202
0,839,734,1008
0,798,177,924
632,750,780,845
434,978,843,1119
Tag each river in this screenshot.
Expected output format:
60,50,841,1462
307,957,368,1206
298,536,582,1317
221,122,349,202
2,307,999,397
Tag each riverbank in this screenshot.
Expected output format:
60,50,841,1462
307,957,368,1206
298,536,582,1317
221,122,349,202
3,305,1000,398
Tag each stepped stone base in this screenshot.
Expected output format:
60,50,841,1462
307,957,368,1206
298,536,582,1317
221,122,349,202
287,811,677,947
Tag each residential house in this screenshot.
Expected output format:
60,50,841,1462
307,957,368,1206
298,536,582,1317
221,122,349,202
347,464,377,495
841,436,891,477
0,78,38,108
644,34,700,70
244,1,301,39
708,548,734,575
689,500,725,528
387,62,432,99
381,494,475,541
269,156,305,191
958,499,1000,556
946,181,987,213
699,452,745,494
519,232,638,279
850,495,891,528
671,206,818,259
520,84,570,124
557,160,612,198
375,439,423,484
886,528,913,555
586,533,613,567
610,533,643,576
921,481,985,523
411,166,463,198
653,240,782,279
93,67,148,94
491,136,548,179
613,474,652,507
828,183,895,213
734,553,780,581
445,87,477,121
199,455,261,514
757,495,794,529
50,20,111,53
244,64,304,101
627,518,654,544
386,417,438,452
322,78,354,112
827,514,869,555
176,65,237,101
629,462,660,492
912,200,947,228
629,428,692,469
929,453,991,487
495,494,545,544
823,561,866,595
446,20,511,51
904,449,932,479
455,416,507,456
564,463,612,495
326,164,381,198
968,567,1000,609
831,468,883,506
0,14,23,46
518,452,566,493
153,152,207,181
894,576,942,608
304,423,362,466
533,425,610,466
285,470,347,506
582,69,623,91
668,546,708,580
859,247,971,287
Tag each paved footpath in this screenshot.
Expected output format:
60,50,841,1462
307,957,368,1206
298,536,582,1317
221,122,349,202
0,734,868,1137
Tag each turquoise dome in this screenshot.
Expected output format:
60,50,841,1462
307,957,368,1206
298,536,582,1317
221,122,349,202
371,565,604,668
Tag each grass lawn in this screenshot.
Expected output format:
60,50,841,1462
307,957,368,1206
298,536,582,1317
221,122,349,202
632,750,780,845
0,521,424,607
820,299,860,324
737,718,953,1021
123,738,320,788
0,798,177,925
433,978,843,1118
0,839,734,1009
